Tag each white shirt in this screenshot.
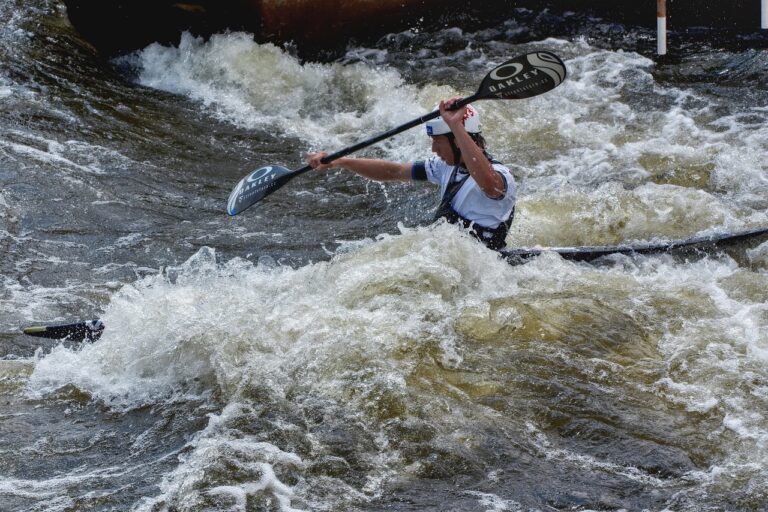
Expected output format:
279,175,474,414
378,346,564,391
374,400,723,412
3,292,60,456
414,156,516,229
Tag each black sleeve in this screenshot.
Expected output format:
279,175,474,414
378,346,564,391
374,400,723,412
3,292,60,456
411,160,427,181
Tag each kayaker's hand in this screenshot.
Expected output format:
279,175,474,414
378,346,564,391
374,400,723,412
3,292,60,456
307,151,335,171
439,97,468,132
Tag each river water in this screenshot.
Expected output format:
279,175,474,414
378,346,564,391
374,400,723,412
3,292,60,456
1,1,768,511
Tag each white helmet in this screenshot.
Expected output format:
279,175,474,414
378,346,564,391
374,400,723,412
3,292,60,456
425,104,481,136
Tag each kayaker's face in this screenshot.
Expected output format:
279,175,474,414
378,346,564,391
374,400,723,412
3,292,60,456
430,135,456,165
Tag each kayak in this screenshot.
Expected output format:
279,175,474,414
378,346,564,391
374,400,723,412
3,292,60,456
20,226,768,343
500,226,768,264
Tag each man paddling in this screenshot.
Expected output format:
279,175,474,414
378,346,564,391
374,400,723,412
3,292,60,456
308,97,517,249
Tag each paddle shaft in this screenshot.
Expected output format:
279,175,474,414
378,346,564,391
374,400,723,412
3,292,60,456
227,50,567,215
292,95,477,176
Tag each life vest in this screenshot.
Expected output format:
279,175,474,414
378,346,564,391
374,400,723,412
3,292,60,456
432,164,515,250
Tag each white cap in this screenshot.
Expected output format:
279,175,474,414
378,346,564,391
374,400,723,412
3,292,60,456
425,104,481,136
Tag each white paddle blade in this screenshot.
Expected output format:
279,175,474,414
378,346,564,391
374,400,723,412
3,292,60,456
227,165,294,216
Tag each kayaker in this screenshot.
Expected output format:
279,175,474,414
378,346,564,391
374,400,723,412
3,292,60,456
307,97,516,249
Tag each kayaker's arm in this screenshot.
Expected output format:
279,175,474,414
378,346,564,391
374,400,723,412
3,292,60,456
440,98,505,198
308,153,412,181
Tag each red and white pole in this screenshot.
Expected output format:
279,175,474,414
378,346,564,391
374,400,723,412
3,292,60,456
657,0,667,55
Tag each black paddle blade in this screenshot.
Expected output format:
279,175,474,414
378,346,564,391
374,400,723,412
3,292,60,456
476,51,566,101
22,319,104,342
227,165,298,216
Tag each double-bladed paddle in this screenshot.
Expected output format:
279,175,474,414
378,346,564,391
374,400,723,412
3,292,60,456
226,50,566,216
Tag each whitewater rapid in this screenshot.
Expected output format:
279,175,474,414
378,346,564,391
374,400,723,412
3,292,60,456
2,3,767,510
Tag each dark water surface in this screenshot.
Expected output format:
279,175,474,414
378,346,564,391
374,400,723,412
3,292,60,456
1,2,768,511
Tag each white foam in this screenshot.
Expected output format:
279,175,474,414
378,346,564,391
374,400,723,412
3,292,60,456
28,228,506,403
13,32,768,509
20,219,768,507
129,32,432,161
126,35,768,245
136,401,308,512
464,491,524,512
509,181,744,247
490,42,766,240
